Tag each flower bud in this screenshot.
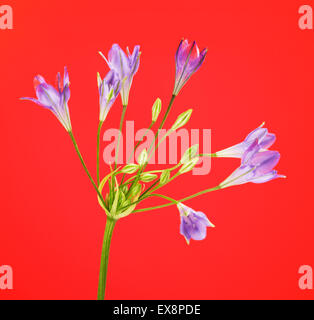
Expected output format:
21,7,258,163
138,148,148,166
129,183,142,198
173,39,208,96
180,144,199,164
171,109,193,130
179,157,199,174
160,170,170,185
121,163,139,174
118,191,126,207
122,198,131,208
140,173,158,182
120,185,129,195
152,98,162,122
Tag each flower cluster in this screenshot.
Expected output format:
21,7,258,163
21,39,284,299
99,44,140,106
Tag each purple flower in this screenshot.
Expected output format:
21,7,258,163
21,67,72,131
220,140,285,188
97,70,121,122
99,44,140,106
215,123,276,158
173,39,207,96
177,203,215,244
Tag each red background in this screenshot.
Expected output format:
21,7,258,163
0,0,313,300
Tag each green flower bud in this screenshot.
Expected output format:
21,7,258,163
129,183,142,198
121,163,140,174
160,170,170,185
179,157,199,174
122,199,131,208
120,185,129,195
138,149,148,166
152,98,162,122
180,144,199,164
171,109,193,130
140,173,158,182
118,191,126,207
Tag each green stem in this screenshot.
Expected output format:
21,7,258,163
97,121,104,186
130,122,154,163
149,173,179,195
141,163,180,175
68,131,106,208
126,165,144,197
115,105,127,170
198,153,217,157
138,164,181,200
146,94,176,160
97,217,116,300
121,121,154,185
133,186,221,213
148,128,174,162
150,193,178,204
139,180,159,199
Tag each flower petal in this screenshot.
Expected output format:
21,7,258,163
215,142,247,158
260,133,276,149
251,151,280,176
36,83,60,109
251,170,281,183
108,44,130,78
180,215,192,243
20,97,52,110
245,127,268,144
63,66,69,87
241,139,260,165
194,211,215,227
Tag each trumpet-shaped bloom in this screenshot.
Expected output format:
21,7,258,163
215,123,276,159
97,70,121,122
177,203,215,244
220,140,285,188
173,39,207,96
100,44,140,106
21,67,72,131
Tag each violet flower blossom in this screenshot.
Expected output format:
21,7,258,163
220,140,285,188
173,39,207,96
97,70,121,122
215,123,276,158
99,44,140,106
177,203,215,244
21,67,72,131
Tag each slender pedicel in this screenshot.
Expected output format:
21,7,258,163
144,94,176,166
69,131,107,208
97,121,104,186
132,186,221,213
115,104,127,169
